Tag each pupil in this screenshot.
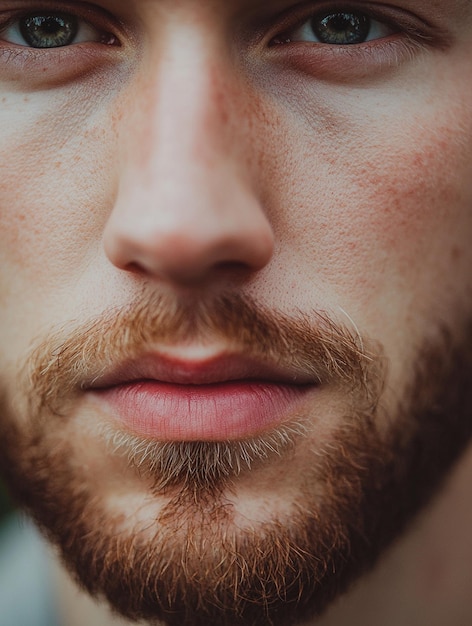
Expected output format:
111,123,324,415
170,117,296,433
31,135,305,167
42,18,64,35
313,12,370,45
20,14,78,48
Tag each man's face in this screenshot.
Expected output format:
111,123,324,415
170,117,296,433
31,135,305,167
1,1,472,624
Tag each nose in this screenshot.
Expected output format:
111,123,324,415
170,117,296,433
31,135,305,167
103,38,274,287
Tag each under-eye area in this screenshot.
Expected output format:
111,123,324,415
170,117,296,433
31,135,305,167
263,2,444,81
0,5,126,85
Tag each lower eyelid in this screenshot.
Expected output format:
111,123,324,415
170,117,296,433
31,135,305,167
0,39,126,90
264,35,429,85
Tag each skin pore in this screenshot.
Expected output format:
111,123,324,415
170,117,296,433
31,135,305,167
0,0,472,624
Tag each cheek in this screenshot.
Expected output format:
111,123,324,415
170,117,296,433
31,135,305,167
348,110,472,320
262,93,472,326
0,96,116,289
0,95,124,360
355,128,468,266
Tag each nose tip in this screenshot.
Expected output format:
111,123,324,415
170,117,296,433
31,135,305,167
103,173,275,286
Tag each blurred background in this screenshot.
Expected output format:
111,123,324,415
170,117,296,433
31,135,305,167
0,480,13,523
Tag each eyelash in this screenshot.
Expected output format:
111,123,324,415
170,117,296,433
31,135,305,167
0,15,114,49
0,3,121,44
0,3,126,83
269,2,430,42
0,2,440,85
263,2,435,79
274,9,386,43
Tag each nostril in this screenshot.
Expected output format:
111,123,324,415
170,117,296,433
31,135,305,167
213,260,254,275
103,160,274,285
123,261,147,275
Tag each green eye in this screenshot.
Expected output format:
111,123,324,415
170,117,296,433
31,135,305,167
0,10,116,49
273,9,395,47
20,14,79,49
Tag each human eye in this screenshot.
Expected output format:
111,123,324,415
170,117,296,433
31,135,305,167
0,3,124,85
0,11,116,48
264,3,442,81
275,9,395,45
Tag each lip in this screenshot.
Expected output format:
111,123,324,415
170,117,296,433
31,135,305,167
86,352,317,441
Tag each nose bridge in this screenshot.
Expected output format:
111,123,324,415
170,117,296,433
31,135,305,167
130,30,235,186
104,29,275,284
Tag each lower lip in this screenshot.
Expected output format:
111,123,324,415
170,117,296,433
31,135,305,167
91,381,313,441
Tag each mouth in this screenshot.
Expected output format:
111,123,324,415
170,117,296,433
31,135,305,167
86,352,317,441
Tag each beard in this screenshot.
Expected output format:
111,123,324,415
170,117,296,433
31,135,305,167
0,292,471,626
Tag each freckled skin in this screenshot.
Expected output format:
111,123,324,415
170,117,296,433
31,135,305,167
1,2,472,625
0,3,469,481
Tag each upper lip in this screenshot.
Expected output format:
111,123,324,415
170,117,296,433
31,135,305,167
86,351,316,389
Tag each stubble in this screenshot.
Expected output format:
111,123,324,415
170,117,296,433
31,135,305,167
0,293,471,626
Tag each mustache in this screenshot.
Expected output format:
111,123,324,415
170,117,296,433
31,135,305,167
21,291,385,492
25,292,381,414
25,291,383,421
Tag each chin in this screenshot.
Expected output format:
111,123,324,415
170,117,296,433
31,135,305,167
1,307,471,626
